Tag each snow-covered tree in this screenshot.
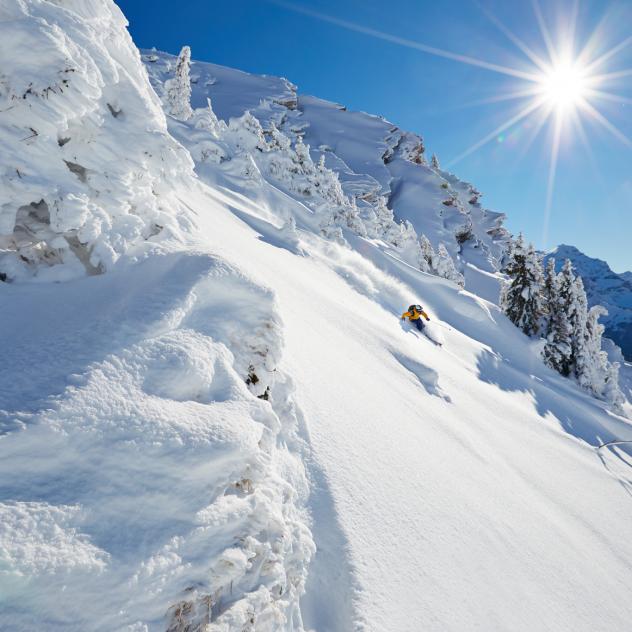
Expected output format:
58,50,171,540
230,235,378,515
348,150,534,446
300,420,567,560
540,259,625,411
430,153,440,170
500,238,516,274
576,305,609,394
502,233,524,276
165,45,193,120
501,239,544,336
419,234,435,272
267,121,292,151
540,258,558,334
256,128,365,237
568,274,588,371
435,243,465,288
543,259,576,375
367,196,397,241
193,97,224,137
186,98,227,164
226,110,268,153
543,260,589,377
604,362,625,414
294,136,311,166
543,282,573,374
386,221,423,269
575,303,625,411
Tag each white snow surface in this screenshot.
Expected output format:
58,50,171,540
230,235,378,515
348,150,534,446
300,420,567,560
2,7,632,632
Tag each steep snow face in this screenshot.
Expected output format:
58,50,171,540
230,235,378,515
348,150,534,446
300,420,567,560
0,1,194,281
0,253,314,631
142,51,510,280
546,245,632,360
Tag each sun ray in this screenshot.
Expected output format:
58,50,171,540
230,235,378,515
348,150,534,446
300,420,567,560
585,88,632,106
444,86,543,111
474,0,549,72
531,0,558,64
446,98,545,167
542,113,563,247
576,11,611,65
584,36,632,73
578,98,632,147
266,0,541,81
591,68,632,83
515,102,554,162
568,108,603,178
567,0,580,51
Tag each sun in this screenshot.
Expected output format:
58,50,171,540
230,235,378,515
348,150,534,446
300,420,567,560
538,59,588,112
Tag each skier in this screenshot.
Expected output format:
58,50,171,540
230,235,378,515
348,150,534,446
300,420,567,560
401,304,431,332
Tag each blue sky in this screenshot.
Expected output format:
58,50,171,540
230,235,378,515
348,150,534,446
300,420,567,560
118,0,632,272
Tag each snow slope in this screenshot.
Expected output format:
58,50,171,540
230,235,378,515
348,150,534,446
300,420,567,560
2,5,632,632
546,245,632,361
181,182,632,631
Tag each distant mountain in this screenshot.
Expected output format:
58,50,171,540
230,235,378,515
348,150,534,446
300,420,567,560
545,245,632,360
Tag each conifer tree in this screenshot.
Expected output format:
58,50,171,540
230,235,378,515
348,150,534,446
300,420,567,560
604,362,625,414
540,257,558,334
435,243,465,287
500,238,516,273
371,196,397,242
500,240,543,336
568,275,588,370
165,45,193,120
543,259,575,375
194,97,223,137
430,153,440,169
419,234,435,272
576,304,609,394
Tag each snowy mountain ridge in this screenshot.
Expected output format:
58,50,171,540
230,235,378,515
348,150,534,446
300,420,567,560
2,3,632,631
141,49,510,282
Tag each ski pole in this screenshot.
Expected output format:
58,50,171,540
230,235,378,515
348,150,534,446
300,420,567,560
597,439,632,449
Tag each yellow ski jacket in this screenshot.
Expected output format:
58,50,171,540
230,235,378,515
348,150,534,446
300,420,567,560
401,307,430,322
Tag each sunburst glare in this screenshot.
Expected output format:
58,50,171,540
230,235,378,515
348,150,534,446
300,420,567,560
538,58,588,112
269,0,632,244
